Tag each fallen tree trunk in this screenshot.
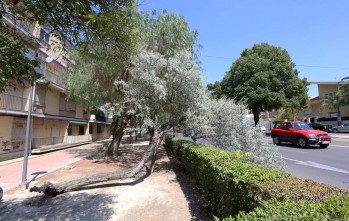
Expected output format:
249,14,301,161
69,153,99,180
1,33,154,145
30,131,163,197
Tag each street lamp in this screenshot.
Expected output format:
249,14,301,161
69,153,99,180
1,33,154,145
21,77,46,189
21,82,34,189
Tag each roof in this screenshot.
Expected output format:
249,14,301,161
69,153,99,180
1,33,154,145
310,81,347,85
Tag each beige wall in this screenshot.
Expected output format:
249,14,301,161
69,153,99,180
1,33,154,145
45,89,60,115
318,85,339,98
0,116,14,143
76,105,84,119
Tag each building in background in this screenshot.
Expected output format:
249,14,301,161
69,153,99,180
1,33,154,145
0,4,111,161
298,81,349,126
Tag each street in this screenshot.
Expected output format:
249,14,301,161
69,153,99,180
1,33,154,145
266,134,349,189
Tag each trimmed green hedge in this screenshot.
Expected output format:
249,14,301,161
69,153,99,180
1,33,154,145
164,137,349,219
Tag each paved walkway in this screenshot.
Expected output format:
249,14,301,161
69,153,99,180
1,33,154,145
0,138,212,221
0,140,108,192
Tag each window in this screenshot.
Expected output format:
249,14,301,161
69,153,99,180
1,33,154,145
79,126,85,135
59,93,76,112
67,125,72,136
328,112,338,118
89,125,93,134
40,28,50,43
97,125,103,134
282,122,292,130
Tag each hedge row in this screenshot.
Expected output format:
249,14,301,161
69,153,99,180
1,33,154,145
164,137,349,220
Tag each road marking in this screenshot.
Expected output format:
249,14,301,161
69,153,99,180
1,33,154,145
283,157,349,174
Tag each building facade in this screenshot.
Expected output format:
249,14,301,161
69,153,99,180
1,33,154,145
0,4,111,161
298,81,349,126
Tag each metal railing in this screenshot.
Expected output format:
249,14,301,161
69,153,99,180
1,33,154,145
31,134,92,148
31,136,63,148
44,70,63,86
0,93,44,113
58,109,76,118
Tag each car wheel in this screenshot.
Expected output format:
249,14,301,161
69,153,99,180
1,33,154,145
319,144,329,148
298,137,309,148
273,136,281,145
332,128,338,133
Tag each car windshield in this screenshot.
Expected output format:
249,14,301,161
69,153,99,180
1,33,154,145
293,122,311,130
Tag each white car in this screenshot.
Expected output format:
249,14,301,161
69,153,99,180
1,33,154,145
260,125,266,132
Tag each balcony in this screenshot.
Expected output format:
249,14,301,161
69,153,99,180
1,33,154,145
32,134,92,149
58,109,76,118
0,93,45,113
2,9,37,39
43,69,63,86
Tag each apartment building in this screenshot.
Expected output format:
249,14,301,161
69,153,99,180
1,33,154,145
298,81,349,126
0,4,111,161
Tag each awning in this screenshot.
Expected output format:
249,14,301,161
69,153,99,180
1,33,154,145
69,121,88,125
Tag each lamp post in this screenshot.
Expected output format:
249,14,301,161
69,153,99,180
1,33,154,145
21,82,34,189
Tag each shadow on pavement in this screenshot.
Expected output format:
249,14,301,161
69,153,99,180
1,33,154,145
0,192,116,221
163,146,212,221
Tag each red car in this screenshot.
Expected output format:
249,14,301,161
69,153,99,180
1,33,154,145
271,121,331,148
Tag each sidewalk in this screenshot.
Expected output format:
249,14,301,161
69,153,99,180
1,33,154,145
0,140,109,192
0,138,211,221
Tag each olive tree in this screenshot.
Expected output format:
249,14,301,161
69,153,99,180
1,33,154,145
186,95,285,169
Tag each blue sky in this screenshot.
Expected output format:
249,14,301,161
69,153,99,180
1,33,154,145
140,0,349,96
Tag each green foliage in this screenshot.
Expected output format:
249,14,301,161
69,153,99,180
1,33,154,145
140,10,199,58
274,108,293,121
164,136,288,217
321,90,349,121
1,0,136,92
164,136,349,219
220,43,308,125
224,196,349,221
258,177,349,203
0,24,40,92
207,81,222,99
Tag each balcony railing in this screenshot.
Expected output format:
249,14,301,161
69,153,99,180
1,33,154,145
44,69,63,86
32,136,63,148
32,134,92,148
0,93,44,113
2,3,37,38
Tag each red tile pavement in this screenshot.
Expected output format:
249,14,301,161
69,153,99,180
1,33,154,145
0,142,104,192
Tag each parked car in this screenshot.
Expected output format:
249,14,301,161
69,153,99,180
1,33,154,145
331,123,349,133
308,123,332,132
260,125,266,132
271,121,331,148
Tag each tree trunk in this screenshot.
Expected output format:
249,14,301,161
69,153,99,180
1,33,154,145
30,130,164,197
128,131,133,144
252,108,260,126
105,117,125,157
147,130,164,175
148,126,155,145
138,125,142,138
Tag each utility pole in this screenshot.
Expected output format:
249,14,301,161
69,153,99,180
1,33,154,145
21,83,34,189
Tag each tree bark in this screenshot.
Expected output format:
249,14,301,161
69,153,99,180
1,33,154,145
252,108,260,126
147,130,164,174
30,130,164,197
105,117,124,157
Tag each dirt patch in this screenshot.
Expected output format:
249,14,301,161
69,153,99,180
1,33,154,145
0,142,211,221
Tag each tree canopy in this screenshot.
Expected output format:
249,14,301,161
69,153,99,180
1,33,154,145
220,43,309,125
0,0,135,92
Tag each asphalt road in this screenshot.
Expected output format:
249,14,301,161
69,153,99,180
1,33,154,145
266,135,349,189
